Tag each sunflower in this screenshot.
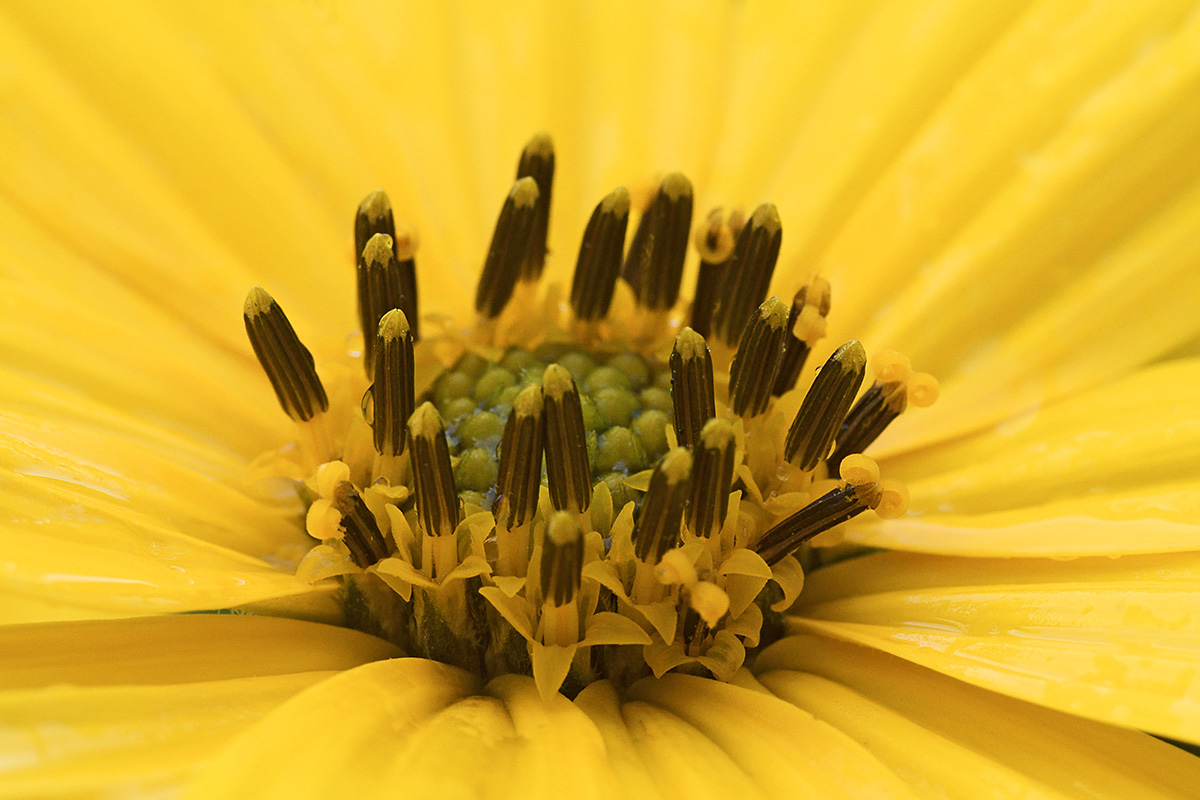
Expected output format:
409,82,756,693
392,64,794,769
4,1,1200,797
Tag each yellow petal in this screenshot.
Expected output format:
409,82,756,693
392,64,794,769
485,674,621,800
0,615,399,690
0,670,330,799
617,699,767,800
840,481,1200,556
793,550,1200,742
573,682,664,800
629,673,920,799
758,633,1200,799
860,5,1200,381
881,359,1200,524
183,659,478,799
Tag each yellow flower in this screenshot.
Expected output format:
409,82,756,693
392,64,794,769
3,1,1200,797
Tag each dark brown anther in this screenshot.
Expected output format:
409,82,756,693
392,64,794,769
687,419,736,538
356,189,419,340
476,177,540,318
516,132,555,282
493,385,545,528
670,327,716,450
541,511,584,606
333,481,390,567
772,277,831,397
408,403,461,538
358,233,402,377
711,203,782,346
570,187,631,321
621,173,694,310
370,310,414,457
541,364,592,513
690,208,738,338
632,448,693,564
728,296,789,418
784,340,867,471
754,482,879,566
826,381,906,473
243,286,329,422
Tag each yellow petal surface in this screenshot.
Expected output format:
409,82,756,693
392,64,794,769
0,670,331,800
0,615,399,689
629,672,920,799
756,633,1200,799
847,359,1200,555
855,5,1200,439
793,550,1200,742
183,659,479,799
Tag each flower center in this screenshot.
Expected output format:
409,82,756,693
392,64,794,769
241,132,939,698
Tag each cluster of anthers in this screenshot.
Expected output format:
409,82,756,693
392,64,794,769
243,132,939,698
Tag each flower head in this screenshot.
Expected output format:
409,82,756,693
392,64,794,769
3,2,1200,797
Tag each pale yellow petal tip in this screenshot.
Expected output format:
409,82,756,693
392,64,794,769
839,454,880,487
511,176,540,208
760,296,789,327
908,372,940,407
357,188,391,221
871,350,912,384
393,224,420,261
873,478,909,519
362,233,394,267
690,581,730,626
660,171,692,201
674,326,709,360
523,131,554,158
407,401,444,439
541,363,575,397
243,285,274,317
601,186,631,216
378,309,410,341
660,447,693,485
699,417,734,449
749,202,781,235
694,207,735,262
546,510,581,546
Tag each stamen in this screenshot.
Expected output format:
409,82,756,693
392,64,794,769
541,364,592,513
408,402,461,539
332,481,389,567
622,172,694,310
356,189,419,339
728,296,789,418
358,233,402,377
570,187,631,321
826,352,939,472
772,276,831,396
516,132,555,282
476,177,541,319
827,380,906,473
689,208,737,338
493,384,545,528
632,447,693,564
243,286,329,422
371,309,414,458
754,482,878,566
688,419,735,539
541,511,584,606
670,327,716,449
711,203,782,346
784,340,867,471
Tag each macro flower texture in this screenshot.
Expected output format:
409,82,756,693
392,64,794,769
3,0,1200,798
